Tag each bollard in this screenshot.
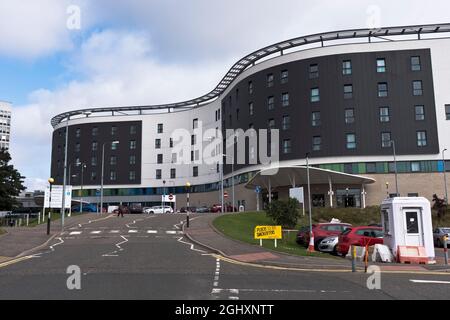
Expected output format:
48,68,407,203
351,245,356,272
46,213,51,235
186,212,190,228
444,236,448,266
364,245,369,273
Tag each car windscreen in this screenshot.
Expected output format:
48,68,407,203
341,228,352,235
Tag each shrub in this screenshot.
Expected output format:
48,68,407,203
265,198,300,228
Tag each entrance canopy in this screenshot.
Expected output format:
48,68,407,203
246,165,375,190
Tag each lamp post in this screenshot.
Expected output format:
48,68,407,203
443,148,448,204
76,161,86,212
60,118,69,230
186,182,191,228
390,140,399,197
47,178,54,235
162,180,166,212
306,153,313,253
100,141,119,214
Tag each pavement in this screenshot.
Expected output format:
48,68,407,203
0,212,450,299
184,213,450,273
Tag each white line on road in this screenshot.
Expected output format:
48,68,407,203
102,235,128,257
147,230,158,234
176,236,206,253
410,279,450,284
166,230,177,234
69,231,82,235
128,230,138,233
110,230,120,233
90,231,101,234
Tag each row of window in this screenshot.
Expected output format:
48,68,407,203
281,131,428,154
73,125,138,138
243,56,422,94
73,140,137,152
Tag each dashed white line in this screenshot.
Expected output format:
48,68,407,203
90,231,101,234
69,231,81,235
110,230,120,233
147,230,158,234
166,230,177,234
128,230,138,233
410,279,450,284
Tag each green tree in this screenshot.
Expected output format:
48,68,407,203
0,149,26,210
265,198,300,228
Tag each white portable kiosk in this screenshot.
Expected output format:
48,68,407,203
380,197,435,263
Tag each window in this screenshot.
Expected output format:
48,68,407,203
282,115,290,130
171,153,177,164
311,112,321,126
415,105,425,121
75,128,81,138
346,133,356,149
411,162,421,172
344,85,353,99
281,70,288,84
155,139,161,149
408,193,419,197
342,60,352,75
111,126,117,136
92,142,98,151
312,136,321,151
130,125,137,135
281,93,289,107
248,81,253,94
156,169,162,180
283,139,291,154
193,118,198,129
75,143,80,152
91,156,97,166
190,150,194,162
110,171,116,181
266,74,274,87
193,166,198,177
267,96,275,110
376,58,386,73
345,108,355,124
111,141,118,150
157,123,163,133
110,156,117,165
157,154,163,164
366,162,376,173
170,168,176,179
91,172,97,181
249,102,254,116
130,140,136,150
215,108,221,121
191,134,196,145
417,131,427,147
411,56,421,71
129,155,136,165
388,162,397,173
378,82,388,97
381,132,391,148
310,88,320,102
268,118,275,129
169,138,173,148
129,171,136,181
309,64,319,79
92,127,98,136
380,107,390,122
446,105,450,120
413,80,423,96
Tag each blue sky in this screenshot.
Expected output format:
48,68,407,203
2,0,450,190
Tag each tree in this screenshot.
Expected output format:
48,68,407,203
0,149,26,210
265,198,300,228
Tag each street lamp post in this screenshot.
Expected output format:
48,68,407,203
162,180,166,212
79,162,86,212
306,153,313,253
390,140,399,197
47,178,54,235
100,141,119,214
443,148,448,204
186,182,191,228
60,118,69,230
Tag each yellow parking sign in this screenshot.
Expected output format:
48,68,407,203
254,225,282,239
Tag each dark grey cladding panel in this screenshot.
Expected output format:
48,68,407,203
222,49,439,174
51,121,142,186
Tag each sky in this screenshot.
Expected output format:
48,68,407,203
2,0,450,191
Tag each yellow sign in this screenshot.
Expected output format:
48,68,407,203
254,225,282,239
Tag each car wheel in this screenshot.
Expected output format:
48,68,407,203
437,239,442,248
331,246,338,256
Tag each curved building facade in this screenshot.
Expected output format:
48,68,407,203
51,24,450,210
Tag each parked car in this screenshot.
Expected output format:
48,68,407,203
304,223,352,249
318,236,339,255
337,226,384,257
210,204,237,213
71,203,97,213
433,227,450,247
129,203,143,213
296,226,311,245
196,206,210,213
179,206,197,213
144,206,174,214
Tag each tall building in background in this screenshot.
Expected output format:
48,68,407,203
0,101,11,150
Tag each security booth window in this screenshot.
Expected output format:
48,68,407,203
405,211,419,233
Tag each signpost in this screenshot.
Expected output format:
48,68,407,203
254,225,282,248
255,186,261,212
44,185,72,209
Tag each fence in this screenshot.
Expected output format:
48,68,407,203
0,213,40,227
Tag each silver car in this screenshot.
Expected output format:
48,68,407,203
318,236,338,254
433,227,450,247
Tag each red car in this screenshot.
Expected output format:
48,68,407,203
210,204,237,213
337,226,384,256
304,223,352,249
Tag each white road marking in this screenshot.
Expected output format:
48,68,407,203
176,237,206,253
213,282,219,287
166,230,177,234
69,231,82,235
128,230,138,233
110,230,120,233
147,230,158,234
90,231,101,234
229,296,239,300
410,279,450,284
102,235,128,257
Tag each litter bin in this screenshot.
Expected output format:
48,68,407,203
239,205,245,212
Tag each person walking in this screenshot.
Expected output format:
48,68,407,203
118,205,124,218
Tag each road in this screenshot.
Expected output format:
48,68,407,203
0,213,449,300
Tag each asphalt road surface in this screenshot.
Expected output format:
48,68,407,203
0,213,449,300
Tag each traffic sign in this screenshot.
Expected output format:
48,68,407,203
224,191,228,198
168,193,173,200
255,186,261,193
